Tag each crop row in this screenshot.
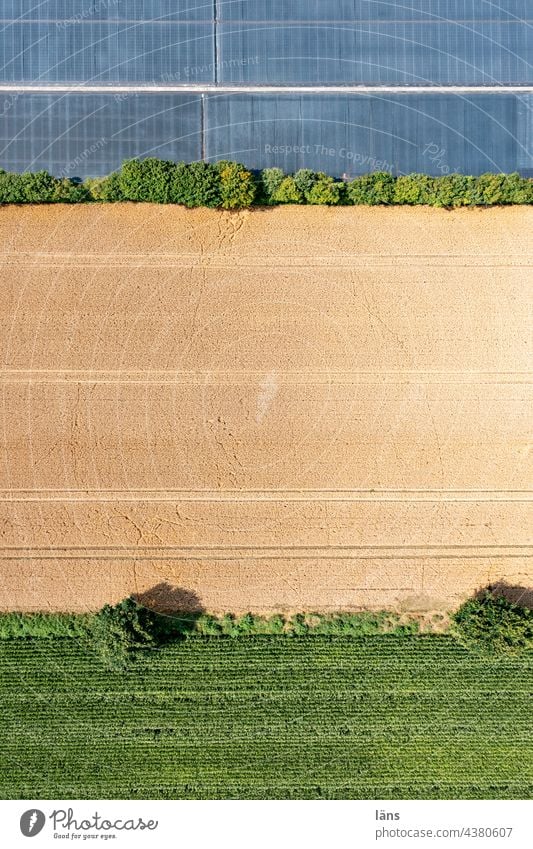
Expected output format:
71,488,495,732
1,635,531,800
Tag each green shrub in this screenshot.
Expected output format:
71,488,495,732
347,171,395,205
393,173,435,205
452,590,533,655
464,173,533,206
429,174,476,208
20,171,60,202
118,157,175,203
498,172,533,204
0,171,26,203
0,170,58,203
0,160,531,208
88,597,162,670
259,167,285,204
289,613,310,635
293,168,318,198
170,161,222,208
84,172,124,202
52,178,90,203
215,160,256,208
272,176,304,204
306,174,345,205
0,612,90,639
195,614,224,636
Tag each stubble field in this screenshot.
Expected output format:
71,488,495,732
0,204,531,613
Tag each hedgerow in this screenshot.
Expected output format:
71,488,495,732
0,605,418,643
0,161,532,208
1,588,531,672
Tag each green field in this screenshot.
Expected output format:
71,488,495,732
1,635,532,799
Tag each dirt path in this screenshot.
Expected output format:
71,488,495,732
0,204,531,613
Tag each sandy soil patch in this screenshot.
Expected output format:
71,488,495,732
0,204,531,612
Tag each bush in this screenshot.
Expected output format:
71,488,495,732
20,171,60,202
498,172,533,204
0,171,26,203
306,174,345,205
347,171,395,205
452,590,533,655
259,167,285,204
215,160,256,208
52,178,90,203
272,176,304,204
170,161,221,208
118,157,175,203
84,172,124,202
293,168,318,198
0,612,90,639
88,597,161,671
393,173,435,205
0,170,60,203
0,160,532,208
462,173,533,206
429,174,475,208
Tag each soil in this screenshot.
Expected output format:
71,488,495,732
0,203,531,613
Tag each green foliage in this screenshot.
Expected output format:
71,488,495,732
84,172,124,201
0,612,90,639
19,170,59,202
0,607,420,641
347,171,395,205
2,635,531,799
393,173,435,205
118,158,174,203
289,613,310,635
428,174,476,208
293,168,318,198
215,160,256,208
0,170,58,203
453,591,533,655
170,161,221,207
462,172,533,206
497,172,533,204
0,160,531,208
259,167,285,204
52,178,90,203
88,597,163,671
305,174,345,205
272,176,304,204
305,612,419,636
0,170,24,203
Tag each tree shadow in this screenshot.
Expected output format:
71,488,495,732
475,582,533,611
133,582,205,643
134,582,204,614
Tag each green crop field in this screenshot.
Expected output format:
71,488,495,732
1,635,532,799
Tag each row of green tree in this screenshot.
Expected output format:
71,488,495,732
1,159,532,207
